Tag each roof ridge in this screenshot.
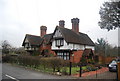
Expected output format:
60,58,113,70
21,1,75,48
44,33,53,35
57,26,87,35
26,34,40,37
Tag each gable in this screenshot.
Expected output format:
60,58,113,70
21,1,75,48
22,34,43,46
83,49,94,56
25,38,29,43
55,26,95,46
53,29,63,38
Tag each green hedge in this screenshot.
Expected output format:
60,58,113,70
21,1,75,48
2,55,69,73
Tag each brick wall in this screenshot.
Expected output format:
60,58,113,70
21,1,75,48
70,50,84,63
40,44,56,56
98,56,115,64
40,44,51,50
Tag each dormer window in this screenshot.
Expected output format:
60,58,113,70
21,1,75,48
55,38,64,47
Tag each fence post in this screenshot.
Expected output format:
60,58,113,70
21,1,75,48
79,65,82,77
69,62,72,75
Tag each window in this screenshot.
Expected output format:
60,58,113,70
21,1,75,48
55,39,64,47
57,52,70,60
64,53,67,60
25,43,30,48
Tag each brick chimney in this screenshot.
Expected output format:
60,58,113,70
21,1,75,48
40,26,47,37
71,18,79,33
59,20,65,27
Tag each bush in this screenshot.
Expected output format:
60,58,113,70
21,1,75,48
40,57,49,70
45,57,64,72
17,55,41,68
2,55,11,63
3,55,71,74
86,64,97,71
39,57,69,72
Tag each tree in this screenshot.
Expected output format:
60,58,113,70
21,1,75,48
95,38,109,56
95,38,104,54
1,40,11,54
98,1,120,31
95,38,119,57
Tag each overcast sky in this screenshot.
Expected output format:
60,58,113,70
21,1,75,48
0,0,119,48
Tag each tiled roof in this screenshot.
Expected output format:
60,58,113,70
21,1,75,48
56,26,95,46
22,34,43,46
42,33,53,44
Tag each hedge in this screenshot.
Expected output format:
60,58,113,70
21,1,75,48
2,55,69,72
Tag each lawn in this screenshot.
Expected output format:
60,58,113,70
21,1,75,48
37,65,86,74
60,66,87,74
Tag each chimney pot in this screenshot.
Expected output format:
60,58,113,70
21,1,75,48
59,20,65,27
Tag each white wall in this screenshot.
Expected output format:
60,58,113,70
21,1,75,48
25,47,34,50
53,29,62,37
52,40,94,50
85,45,95,50
25,38,29,43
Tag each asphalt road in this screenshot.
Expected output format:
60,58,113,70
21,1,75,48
2,63,117,81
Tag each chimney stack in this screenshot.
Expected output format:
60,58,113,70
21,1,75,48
71,18,79,33
40,26,47,37
59,20,65,27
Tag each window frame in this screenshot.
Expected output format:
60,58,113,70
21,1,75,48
55,38,64,47
57,52,70,60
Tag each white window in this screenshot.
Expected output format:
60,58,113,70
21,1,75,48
55,39,64,46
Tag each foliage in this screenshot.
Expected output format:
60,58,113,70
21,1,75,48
86,64,97,71
95,38,119,57
1,40,11,54
40,57,50,70
15,47,28,55
98,1,120,31
2,55,69,73
2,55,103,75
31,50,40,56
2,55,11,62
87,59,95,64
80,56,87,65
95,38,110,56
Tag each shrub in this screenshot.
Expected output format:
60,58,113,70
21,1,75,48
2,55,11,63
3,54,71,74
47,57,64,72
40,57,49,70
39,57,69,72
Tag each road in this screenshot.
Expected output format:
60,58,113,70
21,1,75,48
2,63,117,81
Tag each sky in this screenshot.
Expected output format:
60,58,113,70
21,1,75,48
0,0,119,48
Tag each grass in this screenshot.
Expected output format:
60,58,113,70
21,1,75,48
36,65,82,74
10,62,90,75
60,66,88,74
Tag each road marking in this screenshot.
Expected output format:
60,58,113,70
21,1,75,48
5,74,19,81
